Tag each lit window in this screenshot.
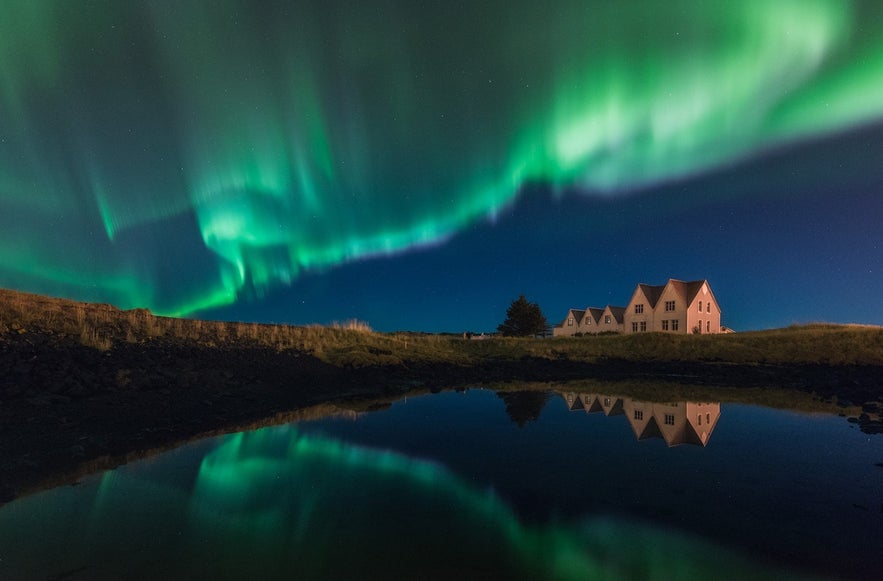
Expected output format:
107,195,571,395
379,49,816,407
635,304,644,314
662,320,669,331
567,317,574,326
640,321,647,332
664,414,675,425
634,410,643,420
672,319,679,331
604,315,611,324
665,300,675,311
604,398,610,406
586,318,591,326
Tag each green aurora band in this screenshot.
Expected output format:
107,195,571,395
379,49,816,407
2,0,883,314
0,426,797,579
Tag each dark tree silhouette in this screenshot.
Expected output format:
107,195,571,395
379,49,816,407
496,391,551,427
497,295,548,337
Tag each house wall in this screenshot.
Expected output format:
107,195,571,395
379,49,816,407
655,284,689,333
653,402,687,445
580,313,599,335
684,282,721,334
685,402,721,446
552,311,580,337
622,399,652,439
600,306,624,333
623,289,655,334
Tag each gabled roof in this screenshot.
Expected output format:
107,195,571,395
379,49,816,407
584,307,605,325
665,279,708,306
605,305,626,323
635,284,666,308
557,308,585,327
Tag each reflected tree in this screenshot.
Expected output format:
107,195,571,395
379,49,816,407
497,391,550,428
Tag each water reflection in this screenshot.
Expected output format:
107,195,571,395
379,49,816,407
2,388,879,580
0,423,787,581
560,392,721,447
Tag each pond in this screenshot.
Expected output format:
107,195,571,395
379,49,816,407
1,387,881,580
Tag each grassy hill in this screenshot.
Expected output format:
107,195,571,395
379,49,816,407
3,287,883,369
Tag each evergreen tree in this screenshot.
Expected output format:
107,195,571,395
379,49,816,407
497,295,548,337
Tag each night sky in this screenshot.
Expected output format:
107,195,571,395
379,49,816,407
1,1,882,332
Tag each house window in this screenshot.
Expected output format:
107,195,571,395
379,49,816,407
604,398,610,406
585,319,591,326
631,322,638,332
699,301,703,312
665,300,675,312
662,320,669,331
634,410,643,420
640,321,647,332
635,304,644,314
672,319,679,331
604,315,611,324
567,317,574,326
707,321,710,333
664,414,675,426
706,413,711,424
698,414,702,426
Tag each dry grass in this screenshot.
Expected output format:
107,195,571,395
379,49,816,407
2,288,883,368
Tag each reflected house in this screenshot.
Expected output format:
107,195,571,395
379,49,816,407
561,392,721,447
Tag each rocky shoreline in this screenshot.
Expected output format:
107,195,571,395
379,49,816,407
2,325,882,504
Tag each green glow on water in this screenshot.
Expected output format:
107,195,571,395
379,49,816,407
2,1,883,313
0,425,805,579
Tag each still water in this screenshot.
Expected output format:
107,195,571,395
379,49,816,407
1,388,881,580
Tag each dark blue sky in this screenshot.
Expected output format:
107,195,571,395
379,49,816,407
200,122,883,332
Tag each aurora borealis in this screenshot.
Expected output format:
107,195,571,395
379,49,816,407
2,0,883,329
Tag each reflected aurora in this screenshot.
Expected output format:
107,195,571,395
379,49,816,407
2,1,883,314
0,425,791,579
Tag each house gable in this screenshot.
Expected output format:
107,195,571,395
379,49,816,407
599,305,625,331
625,283,664,333
582,307,604,330
681,280,722,334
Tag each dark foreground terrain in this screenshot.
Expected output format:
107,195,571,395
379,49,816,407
2,288,882,502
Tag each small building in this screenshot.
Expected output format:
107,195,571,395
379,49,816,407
553,278,723,336
552,305,624,336
624,279,721,334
